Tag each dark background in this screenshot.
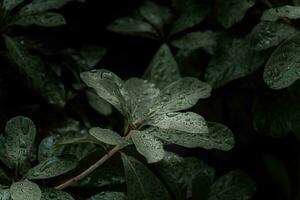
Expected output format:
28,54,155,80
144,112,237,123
0,0,299,199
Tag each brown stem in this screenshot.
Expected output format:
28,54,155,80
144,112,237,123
55,132,133,190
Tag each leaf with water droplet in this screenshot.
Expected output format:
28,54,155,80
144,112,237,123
2,0,24,11
10,180,41,200
261,5,300,21
13,12,66,27
86,90,112,116
205,35,268,88
155,77,211,113
143,44,181,89
147,112,208,134
263,32,300,89
41,188,74,200
25,155,78,179
121,154,171,200
131,130,165,163
170,0,211,36
4,116,36,168
208,170,256,200
89,127,129,146
89,191,127,200
250,21,298,51
215,0,255,28
107,17,158,39
80,69,128,116
0,190,10,200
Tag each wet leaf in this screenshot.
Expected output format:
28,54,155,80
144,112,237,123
2,0,24,11
10,180,41,200
262,5,300,21
89,191,126,200
41,188,75,200
13,12,66,27
89,127,129,146
86,90,113,116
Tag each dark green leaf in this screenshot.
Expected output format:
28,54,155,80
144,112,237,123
81,45,106,68
89,127,129,146
261,5,300,21
2,0,24,11
41,188,75,200
121,154,171,200
89,192,127,200
10,180,41,200
86,90,113,116
13,12,66,27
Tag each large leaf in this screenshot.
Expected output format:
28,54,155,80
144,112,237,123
107,17,158,39
4,116,36,167
155,77,211,113
170,0,211,35
261,5,300,21
263,32,300,89
143,44,181,89
13,12,66,27
124,78,160,124
208,171,256,200
121,154,171,200
25,155,78,179
10,180,41,200
81,69,128,116
147,112,207,134
205,35,268,88
131,130,165,163
89,127,129,146
2,0,24,11
171,31,217,51
215,0,255,28
250,21,298,51
89,192,126,200
41,188,74,200
86,90,113,116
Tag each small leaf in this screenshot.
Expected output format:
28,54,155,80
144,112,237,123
293,0,300,6
89,191,127,200
139,1,172,31
208,171,256,200
261,5,300,21
2,0,24,11
170,0,211,35
143,44,181,89
155,77,211,113
147,112,207,134
250,21,298,51
89,127,128,146
4,116,36,167
10,180,41,200
0,190,10,200
131,130,165,163
13,12,66,27
107,17,158,39
121,154,171,200
86,90,113,116
263,32,300,89
81,45,106,68
25,155,78,179
171,31,217,51
41,188,75,200
215,0,255,28
80,69,128,116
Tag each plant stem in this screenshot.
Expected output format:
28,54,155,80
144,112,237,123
55,132,132,190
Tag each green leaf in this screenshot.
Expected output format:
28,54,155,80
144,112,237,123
261,5,300,21
89,127,129,146
263,32,300,89
121,154,171,200
18,0,81,16
0,190,10,200
86,90,113,116
41,188,74,200
205,35,268,88
131,130,165,163
25,155,78,179
124,78,160,123
4,116,36,167
139,1,172,31
143,44,181,89
2,0,24,11
10,180,41,200
215,0,255,28
81,45,106,68
170,0,211,35
13,12,66,27
107,17,158,39
89,192,127,200
171,31,217,51
208,171,256,200
250,21,298,51
80,69,128,116
293,0,300,6
147,112,207,134
155,77,211,113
